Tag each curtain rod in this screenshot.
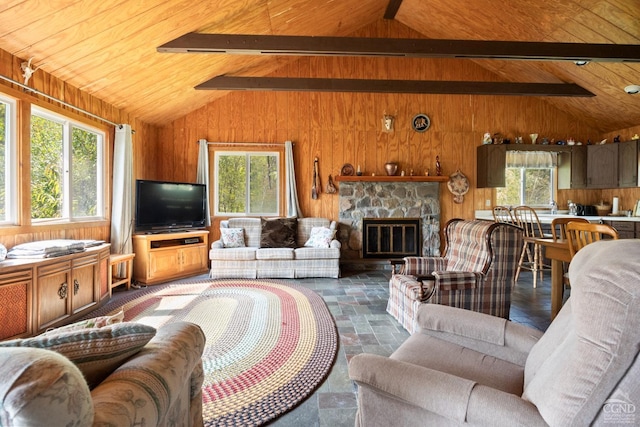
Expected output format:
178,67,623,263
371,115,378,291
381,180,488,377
0,73,129,130
204,141,292,147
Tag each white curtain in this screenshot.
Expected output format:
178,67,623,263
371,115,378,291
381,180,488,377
110,124,134,262
285,140,302,218
196,139,212,227
506,150,558,168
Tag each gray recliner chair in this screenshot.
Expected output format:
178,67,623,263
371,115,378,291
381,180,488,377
349,239,640,426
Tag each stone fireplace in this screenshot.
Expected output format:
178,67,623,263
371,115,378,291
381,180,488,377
337,179,442,265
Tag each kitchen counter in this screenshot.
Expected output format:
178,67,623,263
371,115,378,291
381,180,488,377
474,210,640,224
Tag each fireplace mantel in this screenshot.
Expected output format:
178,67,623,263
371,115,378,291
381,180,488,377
335,176,448,182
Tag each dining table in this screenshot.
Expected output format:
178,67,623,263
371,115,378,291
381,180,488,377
530,237,571,320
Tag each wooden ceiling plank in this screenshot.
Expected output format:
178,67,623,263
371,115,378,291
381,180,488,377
266,0,387,37
157,33,640,62
196,76,595,97
590,1,640,40
0,0,83,39
8,0,163,61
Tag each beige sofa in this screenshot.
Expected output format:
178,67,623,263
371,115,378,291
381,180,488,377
209,217,340,279
0,321,206,427
350,239,640,426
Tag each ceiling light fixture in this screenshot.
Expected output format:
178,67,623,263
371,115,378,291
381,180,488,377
624,85,640,94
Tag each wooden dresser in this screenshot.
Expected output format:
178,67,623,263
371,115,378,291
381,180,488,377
0,244,110,340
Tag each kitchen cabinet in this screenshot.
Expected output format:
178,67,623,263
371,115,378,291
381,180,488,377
618,140,639,188
477,142,640,190
0,244,110,338
601,220,640,239
477,145,506,188
587,144,618,188
558,145,587,189
133,231,209,285
477,144,584,189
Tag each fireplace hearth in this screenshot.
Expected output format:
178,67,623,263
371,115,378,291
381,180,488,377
362,218,420,259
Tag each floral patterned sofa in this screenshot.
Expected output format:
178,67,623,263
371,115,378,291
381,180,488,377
209,217,341,278
0,320,205,427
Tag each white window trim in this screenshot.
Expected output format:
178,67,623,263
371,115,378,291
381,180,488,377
30,105,106,223
0,94,17,225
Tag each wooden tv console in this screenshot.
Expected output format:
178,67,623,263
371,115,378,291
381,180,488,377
0,244,111,340
132,230,209,285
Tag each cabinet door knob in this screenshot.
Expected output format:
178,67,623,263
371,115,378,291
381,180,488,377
58,282,68,299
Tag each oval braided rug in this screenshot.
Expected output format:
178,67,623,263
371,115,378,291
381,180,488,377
102,278,338,426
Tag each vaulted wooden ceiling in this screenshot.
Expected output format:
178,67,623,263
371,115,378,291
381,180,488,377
0,0,638,132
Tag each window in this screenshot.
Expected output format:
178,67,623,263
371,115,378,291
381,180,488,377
214,151,280,216
30,106,105,222
0,95,16,224
496,151,556,207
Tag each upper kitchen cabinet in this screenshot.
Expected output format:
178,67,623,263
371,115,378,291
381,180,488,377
558,145,587,189
587,144,618,189
477,145,506,188
618,140,639,188
477,144,583,189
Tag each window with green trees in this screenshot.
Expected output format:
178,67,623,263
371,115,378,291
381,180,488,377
496,167,554,207
214,151,280,216
30,107,104,221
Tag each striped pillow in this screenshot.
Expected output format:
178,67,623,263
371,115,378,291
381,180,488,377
0,322,156,389
42,310,125,335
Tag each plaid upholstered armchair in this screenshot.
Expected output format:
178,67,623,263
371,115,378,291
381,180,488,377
387,219,523,333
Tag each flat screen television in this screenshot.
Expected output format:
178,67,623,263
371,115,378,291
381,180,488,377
134,179,207,233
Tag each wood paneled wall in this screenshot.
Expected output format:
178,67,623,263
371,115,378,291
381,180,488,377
0,48,157,249
158,21,607,239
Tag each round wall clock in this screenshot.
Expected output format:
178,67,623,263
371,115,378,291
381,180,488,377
412,114,431,132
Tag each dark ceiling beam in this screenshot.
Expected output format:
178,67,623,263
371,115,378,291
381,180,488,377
383,0,404,19
158,33,640,63
195,76,595,97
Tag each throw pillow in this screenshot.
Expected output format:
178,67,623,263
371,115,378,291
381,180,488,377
304,226,336,248
220,228,246,248
0,322,156,389
260,217,298,248
42,309,125,335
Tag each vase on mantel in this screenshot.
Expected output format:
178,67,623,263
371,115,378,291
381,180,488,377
384,162,398,176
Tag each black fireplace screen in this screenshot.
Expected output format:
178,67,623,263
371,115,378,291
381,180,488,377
362,218,420,259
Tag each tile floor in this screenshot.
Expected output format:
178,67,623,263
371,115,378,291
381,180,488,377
107,268,559,427
266,269,557,427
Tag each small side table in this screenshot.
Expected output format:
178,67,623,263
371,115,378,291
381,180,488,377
109,253,136,291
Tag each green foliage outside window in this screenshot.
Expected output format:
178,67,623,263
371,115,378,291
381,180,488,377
496,168,553,207
31,115,63,219
71,128,98,217
216,152,279,215
30,111,101,220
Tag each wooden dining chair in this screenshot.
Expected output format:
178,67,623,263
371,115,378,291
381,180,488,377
550,217,589,242
565,221,619,258
512,206,551,288
492,206,514,223
551,217,589,291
